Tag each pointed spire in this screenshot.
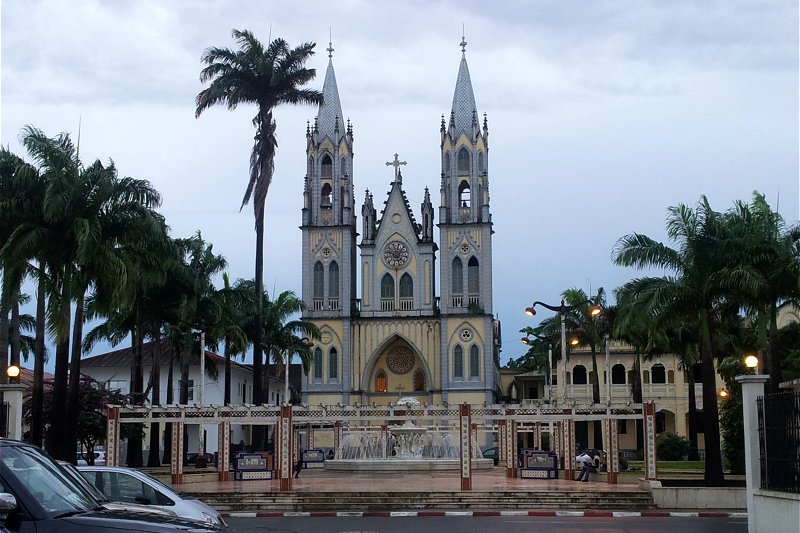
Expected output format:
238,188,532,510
450,35,478,138
316,38,344,140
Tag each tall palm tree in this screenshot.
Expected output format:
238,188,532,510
195,30,323,435
614,196,729,486
209,274,251,405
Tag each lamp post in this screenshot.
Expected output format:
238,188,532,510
525,300,600,404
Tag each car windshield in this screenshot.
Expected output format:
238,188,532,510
138,471,188,498
58,462,109,503
1,446,98,517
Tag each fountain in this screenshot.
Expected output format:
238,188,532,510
325,398,493,471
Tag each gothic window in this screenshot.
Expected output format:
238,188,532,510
308,157,313,174
452,257,463,295
572,365,588,385
478,151,484,173
454,345,464,380
320,182,332,207
457,147,470,174
376,370,388,392
413,368,425,391
469,345,480,379
651,364,666,384
612,364,626,384
467,256,479,293
341,157,348,176
328,347,338,382
443,151,450,174
313,348,323,380
381,273,395,299
321,154,332,178
328,261,339,299
313,262,324,298
458,180,471,208
399,273,413,298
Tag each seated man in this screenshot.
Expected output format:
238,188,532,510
576,449,602,482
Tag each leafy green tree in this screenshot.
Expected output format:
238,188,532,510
196,30,323,440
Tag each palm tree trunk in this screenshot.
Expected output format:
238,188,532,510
700,310,724,486
251,208,265,448
224,335,232,405
162,348,174,465
65,292,85,464
767,304,782,394
0,295,9,384
10,300,21,373
686,366,700,461
148,331,162,467
31,266,47,447
127,317,144,467
631,351,644,451
48,270,72,460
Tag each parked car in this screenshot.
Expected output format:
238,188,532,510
57,461,177,520
76,450,106,466
482,446,500,466
77,465,225,527
0,438,227,532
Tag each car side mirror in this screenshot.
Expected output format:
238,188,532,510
0,492,17,519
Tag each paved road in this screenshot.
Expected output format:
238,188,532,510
226,515,748,532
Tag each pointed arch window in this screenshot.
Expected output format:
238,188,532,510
381,273,395,298
458,180,471,208
443,151,451,174
313,261,324,301
478,151,484,173
452,257,463,295
320,182,332,207
454,345,464,380
399,273,413,297
321,154,333,178
376,370,388,393
414,368,426,391
313,348,323,381
340,157,348,177
328,347,338,382
457,147,470,175
572,365,588,385
467,257,479,294
469,344,480,379
328,261,339,300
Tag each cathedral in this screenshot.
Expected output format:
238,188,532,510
300,39,501,407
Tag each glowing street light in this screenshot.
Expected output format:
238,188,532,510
744,355,759,371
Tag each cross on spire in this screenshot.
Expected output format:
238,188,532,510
460,26,467,55
327,28,334,58
385,153,407,182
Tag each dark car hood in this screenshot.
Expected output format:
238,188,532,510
62,509,227,531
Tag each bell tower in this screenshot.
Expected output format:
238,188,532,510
438,36,492,316
301,41,356,319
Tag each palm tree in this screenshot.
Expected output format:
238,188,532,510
195,30,323,436
260,290,319,423
208,274,251,405
613,196,729,486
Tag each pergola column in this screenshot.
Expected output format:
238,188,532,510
459,403,472,490
504,409,517,478
643,402,657,480
498,419,507,464
554,421,562,470
603,418,618,484
105,406,120,467
277,405,293,491
563,412,575,481
170,421,184,485
533,423,541,449
218,421,230,481
307,422,314,449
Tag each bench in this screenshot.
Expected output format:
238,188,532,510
232,452,273,480
301,449,326,469
519,449,558,479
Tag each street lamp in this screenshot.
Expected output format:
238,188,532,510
6,365,20,384
744,355,759,373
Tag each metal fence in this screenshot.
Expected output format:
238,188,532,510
757,391,800,493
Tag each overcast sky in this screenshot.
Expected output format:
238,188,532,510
2,0,798,367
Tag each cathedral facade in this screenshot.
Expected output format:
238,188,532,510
300,41,501,406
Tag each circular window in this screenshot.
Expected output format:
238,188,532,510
387,348,415,375
460,243,470,254
460,329,472,341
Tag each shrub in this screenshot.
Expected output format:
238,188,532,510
656,432,690,461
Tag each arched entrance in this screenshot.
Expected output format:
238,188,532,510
364,336,430,404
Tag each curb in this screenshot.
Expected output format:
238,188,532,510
222,510,748,518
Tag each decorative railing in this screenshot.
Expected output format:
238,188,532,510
467,295,480,307
758,391,800,493
452,296,463,307
380,298,395,311
312,298,324,310
398,297,413,311
328,298,340,310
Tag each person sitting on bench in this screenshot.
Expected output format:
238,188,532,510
576,449,602,482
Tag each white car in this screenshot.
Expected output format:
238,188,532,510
76,450,106,466
77,465,225,527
